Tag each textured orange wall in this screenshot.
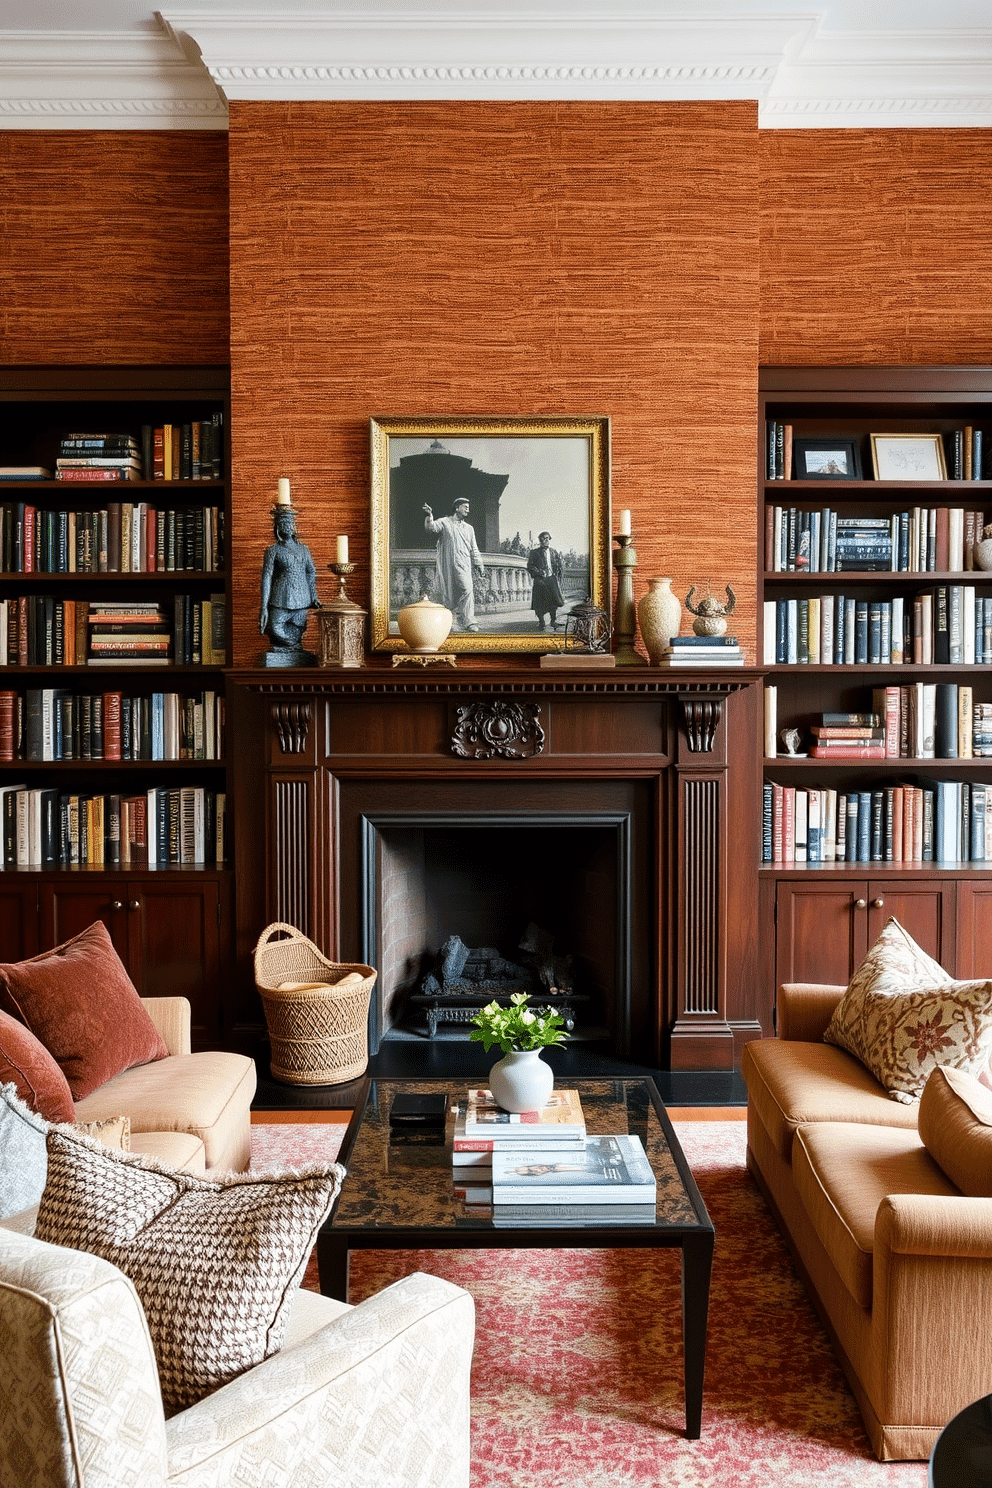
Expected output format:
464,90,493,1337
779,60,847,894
760,130,992,365
227,101,759,666
0,132,229,365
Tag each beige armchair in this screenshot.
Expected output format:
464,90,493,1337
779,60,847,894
0,1227,474,1488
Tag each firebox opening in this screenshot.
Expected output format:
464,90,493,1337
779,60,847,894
363,815,632,1052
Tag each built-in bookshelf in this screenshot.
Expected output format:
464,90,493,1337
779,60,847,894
0,367,231,875
757,367,992,991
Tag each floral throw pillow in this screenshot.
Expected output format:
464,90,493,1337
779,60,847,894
851,980,992,1103
824,915,949,1071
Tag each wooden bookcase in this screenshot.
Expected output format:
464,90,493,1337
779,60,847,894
757,367,992,999
0,367,234,1045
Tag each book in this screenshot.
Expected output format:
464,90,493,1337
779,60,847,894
491,1203,657,1228
491,1134,656,1205
463,1087,585,1138
453,1106,585,1154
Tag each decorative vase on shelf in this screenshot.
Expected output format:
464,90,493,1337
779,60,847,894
637,576,682,664
396,598,453,653
975,527,992,572
488,1049,555,1114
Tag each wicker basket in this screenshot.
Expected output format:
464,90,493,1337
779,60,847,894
253,922,377,1087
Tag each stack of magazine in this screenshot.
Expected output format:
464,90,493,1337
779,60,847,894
451,1087,657,1225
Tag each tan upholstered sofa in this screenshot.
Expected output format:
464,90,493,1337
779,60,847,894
744,981,992,1461
74,994,256,1175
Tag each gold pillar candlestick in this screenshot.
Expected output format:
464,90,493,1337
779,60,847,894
612,532,642,666
318,562,367,669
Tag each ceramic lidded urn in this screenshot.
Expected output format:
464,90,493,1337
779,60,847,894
396,598,453,653
637,576,682,664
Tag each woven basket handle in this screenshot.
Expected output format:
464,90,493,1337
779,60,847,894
254,921,315,957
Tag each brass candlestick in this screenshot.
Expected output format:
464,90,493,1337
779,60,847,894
318,562,367,669
612,533,642,666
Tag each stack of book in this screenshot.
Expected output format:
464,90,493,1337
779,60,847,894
809,715,885,760
55,433,142,483
451,1086,587,1205
656,635,744,667
86,603,171,666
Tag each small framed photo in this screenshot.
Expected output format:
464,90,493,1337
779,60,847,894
793,437,863,481
369,415,611,654
870,433,947,482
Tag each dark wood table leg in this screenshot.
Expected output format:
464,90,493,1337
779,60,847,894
317,1233,350,1302
681,1230,713,1439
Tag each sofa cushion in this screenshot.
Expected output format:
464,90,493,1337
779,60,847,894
742,1036,918,1164
919,1065,992,1196
792,1121,957,1310
0,1081,48,1233
839,979,992,1104
0,1009,74,1123
73,1048,256,1173
0,921,168,1101
824,915,948,1066
34,1126,344,1415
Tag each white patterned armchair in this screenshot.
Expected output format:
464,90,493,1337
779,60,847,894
0,1227,474,1488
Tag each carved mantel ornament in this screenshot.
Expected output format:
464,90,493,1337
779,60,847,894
451,699,545,759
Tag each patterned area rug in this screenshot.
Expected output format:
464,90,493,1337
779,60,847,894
250,1120,930,1487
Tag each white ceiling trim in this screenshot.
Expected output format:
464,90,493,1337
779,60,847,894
0,6,990,128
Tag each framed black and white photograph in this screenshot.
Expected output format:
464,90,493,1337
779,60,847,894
793,436,863,480
870,433,947,482
370,415,611,654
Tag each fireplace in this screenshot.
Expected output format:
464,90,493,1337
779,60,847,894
236,666,761,1070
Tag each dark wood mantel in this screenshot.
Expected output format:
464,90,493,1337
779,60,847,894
229,664,764,1070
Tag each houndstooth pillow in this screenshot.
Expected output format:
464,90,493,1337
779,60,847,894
824,916,950,1073
35,1127,343,1413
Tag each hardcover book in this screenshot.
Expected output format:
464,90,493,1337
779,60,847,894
463,1087,585,1138
491,1134,656,1205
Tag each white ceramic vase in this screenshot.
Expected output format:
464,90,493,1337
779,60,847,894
637,576,682,664
397,598,453,653
488,1048,555,1114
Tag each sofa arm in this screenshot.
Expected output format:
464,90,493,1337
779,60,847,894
776,983,846,1042
141,998,192,1057
164,1273,475,1488
876,1193,992,1259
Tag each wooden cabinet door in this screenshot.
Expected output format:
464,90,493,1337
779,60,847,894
40,881,131,963
867,882,955,974
775,881,868,988
955,882,992,978
127,877,223,1044
0,882,41,963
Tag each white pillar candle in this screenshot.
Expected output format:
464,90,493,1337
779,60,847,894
336,535,349,563
618,509,631,536
276,478,292,506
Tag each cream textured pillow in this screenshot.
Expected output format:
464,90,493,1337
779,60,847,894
824,916,949,1069
842,978,992,1103
34,1127,343,1413
75,1114,131,1150
919,1065,992,1194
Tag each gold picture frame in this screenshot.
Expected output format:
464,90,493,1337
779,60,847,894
870,433,948,482
370,414,611,654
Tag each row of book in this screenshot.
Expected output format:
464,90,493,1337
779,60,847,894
763,589,992,667
451,1088,656,1216
765,423,987,481
765,693,992,761
0,783,226,869
25,421,225,484
766,506,987,573
0,597,226,668
0,501,225,574
0,688,225,763
762,780,992,865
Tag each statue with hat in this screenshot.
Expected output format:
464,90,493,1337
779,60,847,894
259,482,322,665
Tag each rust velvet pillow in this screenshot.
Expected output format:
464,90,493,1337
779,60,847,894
0,922,168,1101
0,1009,75,1123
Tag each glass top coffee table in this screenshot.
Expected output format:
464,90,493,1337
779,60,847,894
317,1075,714,1438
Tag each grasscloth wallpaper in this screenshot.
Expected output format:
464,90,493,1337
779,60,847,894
227,101,760,667
760,129,992,366
0,132,229,366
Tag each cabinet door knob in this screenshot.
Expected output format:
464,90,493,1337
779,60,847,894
872,897,884,909
129,899,140,912
110,900,123,911
855,898,867,910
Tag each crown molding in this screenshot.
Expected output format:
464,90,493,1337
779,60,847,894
1,6,990,128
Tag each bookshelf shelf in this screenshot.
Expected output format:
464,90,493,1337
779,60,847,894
758,366,992,990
